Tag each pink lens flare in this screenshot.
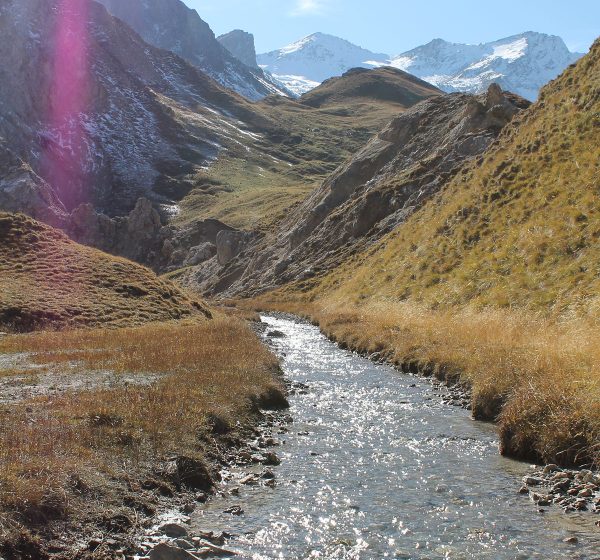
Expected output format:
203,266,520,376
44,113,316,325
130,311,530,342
41,0,91,210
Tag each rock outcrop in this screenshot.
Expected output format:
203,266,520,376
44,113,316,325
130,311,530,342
0,149,69,228
218,30,259,69
66,199,237,271
216,230,254,266
195,85,529,296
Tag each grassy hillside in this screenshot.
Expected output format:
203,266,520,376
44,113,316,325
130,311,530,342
315,39,600,317
254,40,600,467
300,67,442,109
0,213,210,331
175,69,441,232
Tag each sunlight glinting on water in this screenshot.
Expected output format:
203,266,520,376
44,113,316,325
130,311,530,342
190,316,600,559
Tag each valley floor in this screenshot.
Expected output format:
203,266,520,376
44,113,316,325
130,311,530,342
247,296,600,470
0,314,287,559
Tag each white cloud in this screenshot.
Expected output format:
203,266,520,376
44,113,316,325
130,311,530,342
291,0,329,16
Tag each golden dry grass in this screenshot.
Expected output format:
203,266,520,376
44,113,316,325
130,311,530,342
310,40,600,318
0,317,281,523
249,296,600,468
0,212,210,332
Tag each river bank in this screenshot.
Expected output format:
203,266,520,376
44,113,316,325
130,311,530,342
174,314,599,559
244,298,600,471
0,316,288,559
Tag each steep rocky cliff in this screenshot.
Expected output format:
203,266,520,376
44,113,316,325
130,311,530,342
96,0,289,99
218,30,260,69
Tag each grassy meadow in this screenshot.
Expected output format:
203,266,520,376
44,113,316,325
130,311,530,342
0,315,283,554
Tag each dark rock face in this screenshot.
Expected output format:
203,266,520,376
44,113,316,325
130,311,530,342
65,199,237,270
68,198,164,266
199,85,530,296
96,0,288,100
218,30,259,69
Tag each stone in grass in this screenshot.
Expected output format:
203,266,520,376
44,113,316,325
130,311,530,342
149,542,199,560
158,523,189,538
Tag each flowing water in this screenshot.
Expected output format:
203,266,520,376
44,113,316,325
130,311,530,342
191,315,600,559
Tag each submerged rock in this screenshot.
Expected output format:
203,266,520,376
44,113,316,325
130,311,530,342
149,542,199,560
158,523,188,538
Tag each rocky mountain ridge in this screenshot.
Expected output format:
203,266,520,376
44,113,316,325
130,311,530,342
96,0,290,100
179,85,529,296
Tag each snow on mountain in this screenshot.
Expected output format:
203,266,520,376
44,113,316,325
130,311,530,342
96,0,290,101
257,33,389,96
260,31,583,100
389,32,583,100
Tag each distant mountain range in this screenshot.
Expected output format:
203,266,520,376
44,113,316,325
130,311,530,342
257,31,584,100
92,0,583,102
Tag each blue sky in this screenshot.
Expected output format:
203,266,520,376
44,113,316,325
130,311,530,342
186,0,599,55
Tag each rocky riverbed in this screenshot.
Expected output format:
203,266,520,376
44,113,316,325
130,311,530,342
520,465,600,518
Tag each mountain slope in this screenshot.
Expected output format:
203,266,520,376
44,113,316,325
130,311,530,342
193,85,526,296
173,67,443,233
258,33,389,95
96,0,289,100
0,213,210,332
0,0,280,220
311,38,600,316
389,32,583,100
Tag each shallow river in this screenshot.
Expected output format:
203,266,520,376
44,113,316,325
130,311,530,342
191,315,600,559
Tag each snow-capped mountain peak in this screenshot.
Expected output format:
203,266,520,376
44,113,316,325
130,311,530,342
389,32,583,100
257,32,389,95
